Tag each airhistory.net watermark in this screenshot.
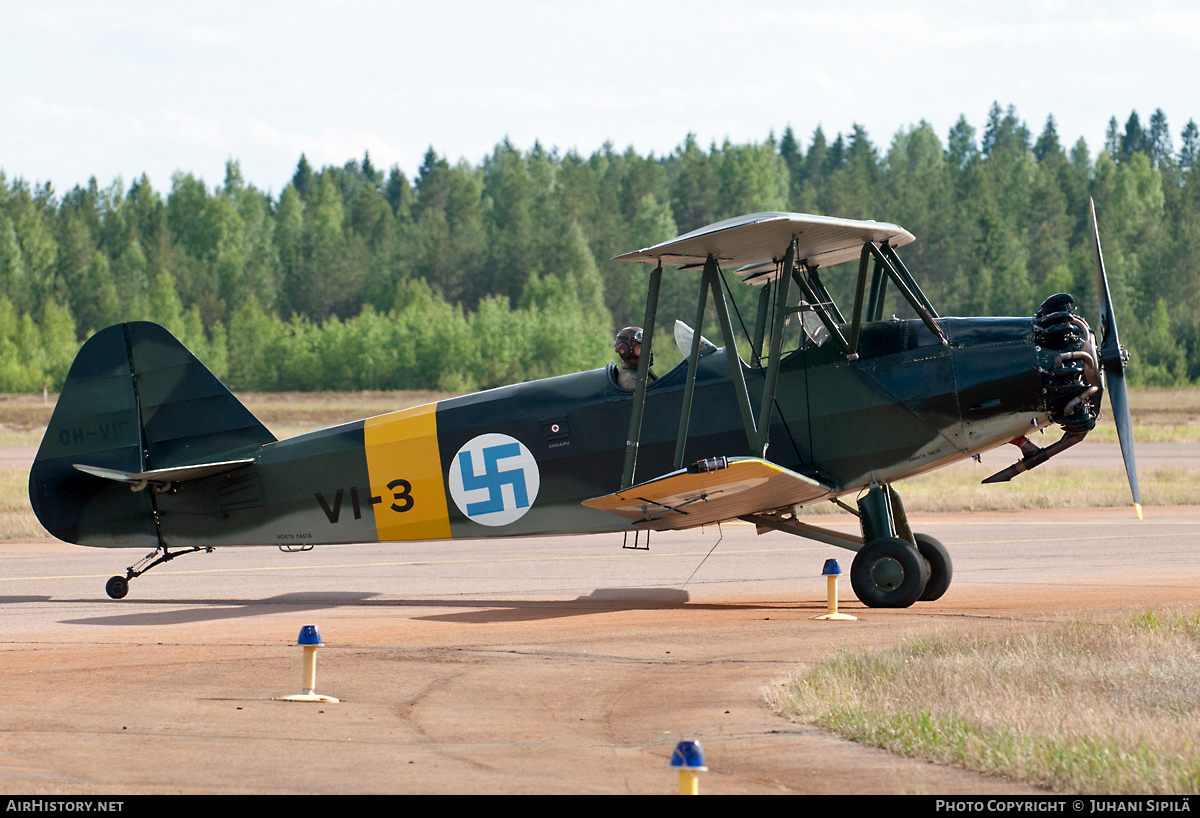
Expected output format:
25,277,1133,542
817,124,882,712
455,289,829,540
6,802,123,812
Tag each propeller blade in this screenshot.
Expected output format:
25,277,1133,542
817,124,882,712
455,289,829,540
1106,367,1142,520
1090,198,1124,369
1090,198,1141,520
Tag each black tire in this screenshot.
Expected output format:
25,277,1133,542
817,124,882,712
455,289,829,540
850,537,928,608
105,575,129,600
915,533,953,602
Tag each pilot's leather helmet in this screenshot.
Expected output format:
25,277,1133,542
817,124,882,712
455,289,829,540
615,326,650,367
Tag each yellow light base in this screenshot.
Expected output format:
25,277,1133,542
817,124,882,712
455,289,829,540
276,691,340,703
812,574,857,620
275,644,339,703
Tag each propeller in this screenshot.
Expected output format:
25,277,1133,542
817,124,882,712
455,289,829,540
1090,198,1142,520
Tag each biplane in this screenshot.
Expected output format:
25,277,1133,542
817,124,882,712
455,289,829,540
28,202,1139,607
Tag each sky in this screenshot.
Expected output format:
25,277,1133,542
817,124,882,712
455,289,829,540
2,1,1198,197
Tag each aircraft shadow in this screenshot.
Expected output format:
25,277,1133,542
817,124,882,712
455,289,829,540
57,591,380,627
404,588,820,623
412,587,695,624
52,588,806,627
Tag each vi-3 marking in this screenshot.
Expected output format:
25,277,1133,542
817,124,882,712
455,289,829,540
314,481,414,523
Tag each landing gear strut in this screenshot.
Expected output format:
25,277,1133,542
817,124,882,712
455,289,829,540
850,483,953,608
105,545,214,599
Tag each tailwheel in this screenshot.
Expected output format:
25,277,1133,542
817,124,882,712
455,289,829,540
105,575,129,600
103,544,214,600
850,537,927,608
914,533,953,601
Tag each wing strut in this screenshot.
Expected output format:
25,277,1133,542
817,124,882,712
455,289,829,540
752,240,796,456
621,264,662,489
865,243,947,345
846,243,872,357
750,284,771,365
866,253,888,321
791,264,852,355
671,239,850,466
879,243,939,319
673,255,760,468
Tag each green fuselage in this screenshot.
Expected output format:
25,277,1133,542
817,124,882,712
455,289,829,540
30,316,1047,550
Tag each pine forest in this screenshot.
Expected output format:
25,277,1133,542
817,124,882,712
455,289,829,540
1,103,1198,394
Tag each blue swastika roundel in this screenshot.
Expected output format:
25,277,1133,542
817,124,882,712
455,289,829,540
448,433,541,526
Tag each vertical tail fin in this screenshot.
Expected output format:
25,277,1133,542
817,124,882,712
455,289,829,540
29,322,275,545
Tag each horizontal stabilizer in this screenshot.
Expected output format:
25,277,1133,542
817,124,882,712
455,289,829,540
583,457,833,531
74,458,254,492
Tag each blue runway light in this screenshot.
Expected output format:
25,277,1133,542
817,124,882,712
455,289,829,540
278,624,339,703
814,558,856,620
670,740,707,770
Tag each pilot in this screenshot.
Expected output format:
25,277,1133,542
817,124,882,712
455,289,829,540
615,326,655,390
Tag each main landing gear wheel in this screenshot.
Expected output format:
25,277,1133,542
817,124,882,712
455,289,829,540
850,537,928,608
914,533,953,601
105,575,129,600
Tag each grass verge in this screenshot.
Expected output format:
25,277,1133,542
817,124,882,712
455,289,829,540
1089,387,1200,444
769,609,1200,793
0,468,48,538
0,389,458,445
799,465,1200,515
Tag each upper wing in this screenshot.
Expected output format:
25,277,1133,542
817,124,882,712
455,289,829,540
611,211,914,278
582,457,834,531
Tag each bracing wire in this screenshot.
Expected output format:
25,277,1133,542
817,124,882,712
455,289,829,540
717,265,754,353
681,522,723,589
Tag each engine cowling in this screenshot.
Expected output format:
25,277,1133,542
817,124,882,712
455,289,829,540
1034,293,1102,434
